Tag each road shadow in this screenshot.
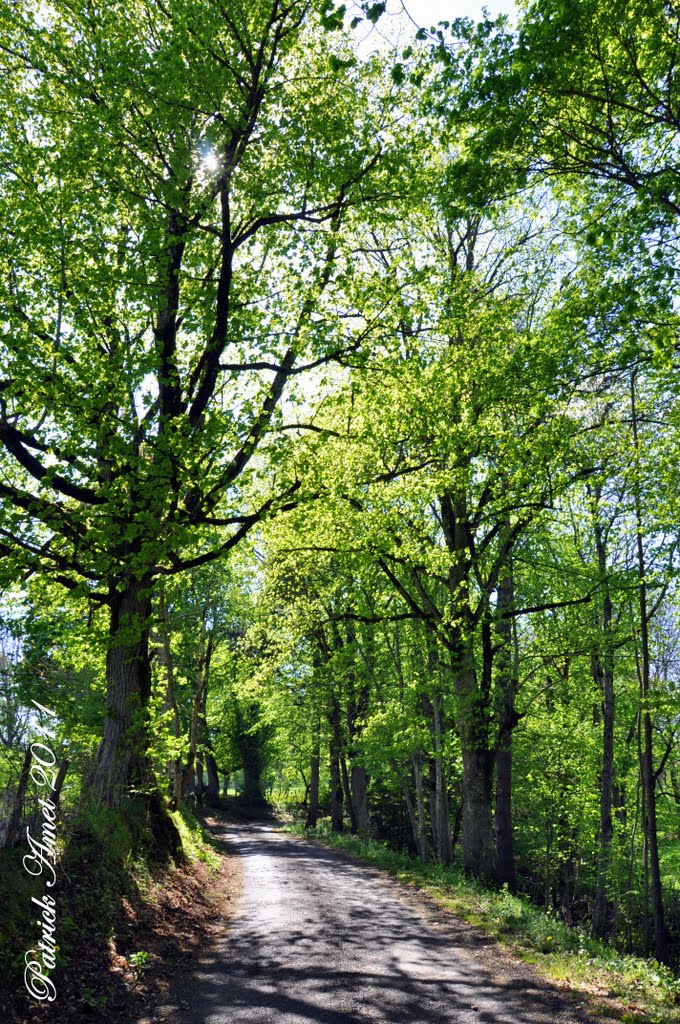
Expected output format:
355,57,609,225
162,823,596,1024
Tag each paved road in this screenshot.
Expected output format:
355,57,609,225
173,822,594,1024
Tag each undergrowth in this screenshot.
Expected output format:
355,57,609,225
170,803,221,869
0,798,220,1021
285,821,680,1024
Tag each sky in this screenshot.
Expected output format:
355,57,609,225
352,0,517,57
400,0,516,24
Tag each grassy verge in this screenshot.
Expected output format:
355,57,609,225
284,822,680,1024
169,803,222,869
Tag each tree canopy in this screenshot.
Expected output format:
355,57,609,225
1,0,680,994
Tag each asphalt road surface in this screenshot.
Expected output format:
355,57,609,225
172,822,595,1024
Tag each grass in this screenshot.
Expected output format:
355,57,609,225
169,803,222,869
0,797,224,1021
284,821,680,1024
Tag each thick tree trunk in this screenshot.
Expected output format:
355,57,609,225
95,578,153,803
2,745,32,850
205,752,220,805
243,762,264,805
329,697,343,832
157,585,183,810
94,577,182,861
591,491,615,939
413,755,429,863
340,753,358,832
495,747,514,887
195,756,205,805
461,745,495,880
438,493,495,881
451,647,495,881
306,715,321,829
350,763,369,832
495,568,517,890
432,692,453,864
631,374,668,963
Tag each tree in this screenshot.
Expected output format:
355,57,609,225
0,1,391,837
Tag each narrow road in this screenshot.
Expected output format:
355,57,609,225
169,822,595,1024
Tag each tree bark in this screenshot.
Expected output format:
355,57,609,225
340,752,358,832
205,752,220,806
438,492,495,881
591,484,615,939
401,774,420,854
93,577,182,860
2,745,32,849
631,373,668,963
95,578,153,804
432,691,453,865
306,713,321,828
195,755,205,805
451,646,495,881
157,585,183,810
329,697,343,831
350,763,369,832
50,758,70,810
494,566,517,890
412,754,429,862
182,621,213,801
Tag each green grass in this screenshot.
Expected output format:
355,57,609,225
170,804,222,869
284,822,680,1024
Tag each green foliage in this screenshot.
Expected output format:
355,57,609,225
0,0,679,1001
170,804,222,869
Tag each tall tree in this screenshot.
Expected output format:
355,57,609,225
0,1,390,833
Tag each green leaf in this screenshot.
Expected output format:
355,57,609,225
365,2,386,25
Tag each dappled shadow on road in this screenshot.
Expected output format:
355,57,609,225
176,823,593,1024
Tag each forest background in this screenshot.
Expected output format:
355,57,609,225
0,0,679,1019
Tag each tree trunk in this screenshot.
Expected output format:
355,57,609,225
451,646,495,881
428,757,438,852
495,746,514,887
329,697,343,832
432,692,453,864
461,745,495,879
494,566,517,890
50,758,70,810
95,578,153,804
306,714,321,829
157,585,183,810
182,623,213,801
3,745,32,849
412,755,429,862
340,753,358,832
401,774,420,854
350,763,369,833
591,485,615,939
631,373,668,963
205,752,220,806
195,756,205,805
243,761,264,805
94,577,182,861
438,492,495,882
